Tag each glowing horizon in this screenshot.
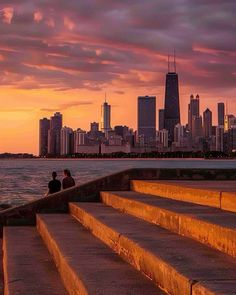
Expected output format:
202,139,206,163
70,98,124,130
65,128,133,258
0,1,235,154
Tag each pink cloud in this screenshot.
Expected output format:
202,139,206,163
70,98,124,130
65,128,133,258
34,10,43,23
1,7,14,24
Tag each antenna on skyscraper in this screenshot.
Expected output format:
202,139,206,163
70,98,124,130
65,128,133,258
174,49,176,73
168,54,170,73
226,99,228,115
105,92,107,103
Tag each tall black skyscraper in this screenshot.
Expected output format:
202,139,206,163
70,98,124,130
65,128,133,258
164,55,180,142
138,96,156,144
218,102,225,126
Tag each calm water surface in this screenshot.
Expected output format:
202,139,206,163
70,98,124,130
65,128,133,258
0,158,235,206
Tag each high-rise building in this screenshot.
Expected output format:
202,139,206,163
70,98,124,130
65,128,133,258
224,114,235,131
203,108,212,138
158,129,169,148
60,126,73,155
188,94,200,134
114,125,129,139
101,100,111,138
192,116,203,141
216,125,224,152
218,102,225,126
164,58,180,142
90,122,99,133
39,118,50,156
137,96,156,144
158,109,165,131
174,123,184,147
74,129,87,153
48,112,63,155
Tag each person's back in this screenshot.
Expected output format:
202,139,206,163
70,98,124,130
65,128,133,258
62,169,75,189
48,172,61,195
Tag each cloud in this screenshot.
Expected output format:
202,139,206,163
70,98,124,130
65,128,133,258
1,7,14,24
34,10,43,23
0,0,234,101
41,100,93,112
114,90,125,95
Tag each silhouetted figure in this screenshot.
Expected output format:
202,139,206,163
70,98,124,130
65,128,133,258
47,171,61,195
62,169,75,189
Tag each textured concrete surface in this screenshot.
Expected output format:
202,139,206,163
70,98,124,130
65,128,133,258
222,192,236,212
3,227,67,295
192,280,236,295
70,202,236,295
100,191,236,257
131,180,236,212
37,214,164,295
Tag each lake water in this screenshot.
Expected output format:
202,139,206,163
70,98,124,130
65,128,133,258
0,158,236,206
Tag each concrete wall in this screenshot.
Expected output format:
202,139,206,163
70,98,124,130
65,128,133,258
0,168,236,235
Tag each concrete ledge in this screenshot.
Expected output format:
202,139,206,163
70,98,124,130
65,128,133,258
0,168,235,233
100,191,236,257
192,280,236,295
131,180,221,208
70,202,236,295
3,227,67,295
37,214,161,295
221,192,236,213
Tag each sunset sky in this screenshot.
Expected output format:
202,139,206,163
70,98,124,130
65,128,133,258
0,1,235,154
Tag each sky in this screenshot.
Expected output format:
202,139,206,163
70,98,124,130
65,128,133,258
0,0,235,154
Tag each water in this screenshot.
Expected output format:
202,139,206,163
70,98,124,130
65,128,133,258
0,158,235,206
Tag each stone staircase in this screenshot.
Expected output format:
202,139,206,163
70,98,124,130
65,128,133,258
3,180,236,295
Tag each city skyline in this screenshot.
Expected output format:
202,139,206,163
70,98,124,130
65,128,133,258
0,1,236,154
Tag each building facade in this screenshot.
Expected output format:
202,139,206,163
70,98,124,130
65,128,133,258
101,100,111,138
137,96,156,144
188,94,200,135
164,71,180,142
48,112,63,156
60,127,73,155
158,109,165,131
39,118,50,156
203,108,212,138
218,102,225,126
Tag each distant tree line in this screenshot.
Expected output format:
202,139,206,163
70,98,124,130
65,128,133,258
44,151,235,159
0,153,35,159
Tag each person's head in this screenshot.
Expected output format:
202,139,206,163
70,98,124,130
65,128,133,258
64,169,71,177
52,171,57,179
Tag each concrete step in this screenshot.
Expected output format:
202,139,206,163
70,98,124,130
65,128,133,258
70,202,236,295
100,191,236,257
131,180,236,212
3,227,67,295
37,214,164,295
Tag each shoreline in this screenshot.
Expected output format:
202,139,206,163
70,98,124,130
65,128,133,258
0,157,235,161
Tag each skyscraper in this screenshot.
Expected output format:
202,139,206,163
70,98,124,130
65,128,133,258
203,108,212,138
48,112,63,155
216,125,224,152
164,56,180,142
138,96,156,144
158,109,165,130
60,126,73,155
218,102,225,126
39,118,50,156
90,122,99,133
101,99,111,138
188,94,200,135
192,116,203,141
